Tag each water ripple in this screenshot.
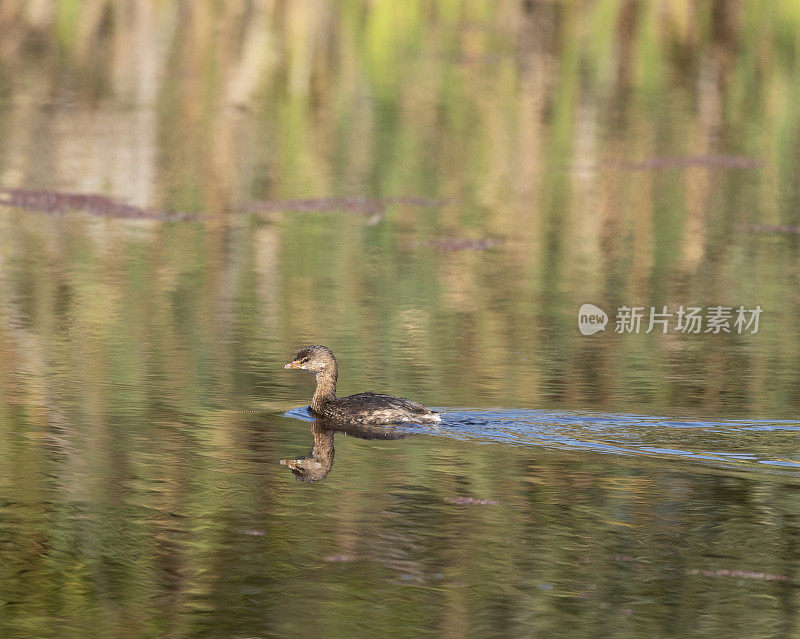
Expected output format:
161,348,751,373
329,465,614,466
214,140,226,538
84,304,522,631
285,407,800,475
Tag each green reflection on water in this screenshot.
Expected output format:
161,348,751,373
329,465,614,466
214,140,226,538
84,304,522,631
1,411,799,638
1,1,800,637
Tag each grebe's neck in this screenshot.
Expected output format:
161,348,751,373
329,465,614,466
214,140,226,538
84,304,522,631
309,422,334,465
311,364,337,410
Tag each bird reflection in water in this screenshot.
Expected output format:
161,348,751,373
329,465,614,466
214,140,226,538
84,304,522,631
280,419,413,482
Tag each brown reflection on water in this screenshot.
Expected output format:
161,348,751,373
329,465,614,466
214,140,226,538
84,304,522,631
280,418,414,483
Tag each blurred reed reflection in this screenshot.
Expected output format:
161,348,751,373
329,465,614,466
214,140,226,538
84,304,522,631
1,408,798,637
1,0,798,417
1,2,800,636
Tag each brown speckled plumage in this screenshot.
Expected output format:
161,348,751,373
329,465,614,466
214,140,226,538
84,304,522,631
284,345,442,425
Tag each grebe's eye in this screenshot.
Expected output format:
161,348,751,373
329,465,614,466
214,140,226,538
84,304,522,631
301,356,309,363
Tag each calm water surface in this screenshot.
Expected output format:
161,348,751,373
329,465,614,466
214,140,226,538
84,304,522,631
1,2,800,637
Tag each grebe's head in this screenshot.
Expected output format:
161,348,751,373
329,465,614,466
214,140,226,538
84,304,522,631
283,345,337,373
280,455,332,482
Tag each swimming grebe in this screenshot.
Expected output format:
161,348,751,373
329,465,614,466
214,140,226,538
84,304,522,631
283,345,442,425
